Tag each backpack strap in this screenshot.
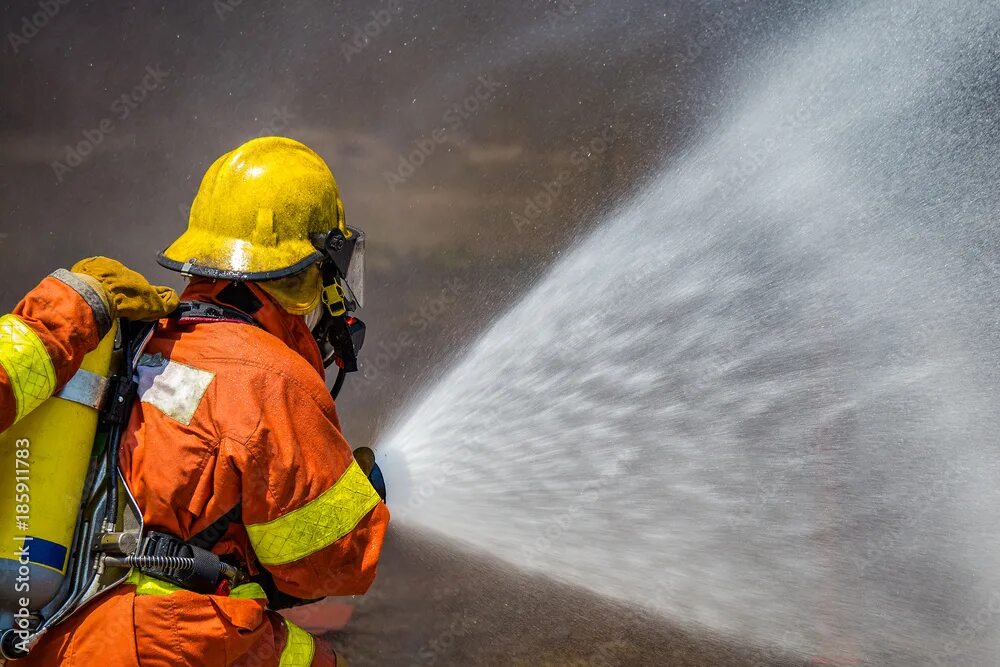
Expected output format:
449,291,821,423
187,503,242,551
173,300,262,328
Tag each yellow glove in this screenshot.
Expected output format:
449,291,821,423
71,257,180,321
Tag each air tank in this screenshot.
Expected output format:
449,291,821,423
0,323,117,626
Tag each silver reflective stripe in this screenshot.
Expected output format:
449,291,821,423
50,268,113,338
56,368,111,410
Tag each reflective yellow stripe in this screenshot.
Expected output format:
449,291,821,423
126,569,182,596
0,314,57,423
229,581,269,600
280,619,316,667
247,460,380,566
125,570,267,599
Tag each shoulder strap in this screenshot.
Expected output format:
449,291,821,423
167,303,254,551
187,503,242,551
173,301,262,328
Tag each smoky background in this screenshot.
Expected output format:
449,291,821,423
0,0,821,448
4,2,973,666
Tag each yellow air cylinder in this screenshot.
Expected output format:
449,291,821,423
0,322,117,616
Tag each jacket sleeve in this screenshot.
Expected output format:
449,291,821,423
0,270,113,432
239,369,389,599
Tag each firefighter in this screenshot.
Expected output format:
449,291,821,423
20,137,389,666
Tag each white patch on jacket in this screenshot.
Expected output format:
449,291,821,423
136,353,215,425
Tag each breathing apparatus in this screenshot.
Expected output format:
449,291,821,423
309,225,367,400
0,321,148,660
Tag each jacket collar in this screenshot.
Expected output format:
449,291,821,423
179,279,325,376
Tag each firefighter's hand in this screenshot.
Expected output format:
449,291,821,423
71,256,180,321
353,447,387,502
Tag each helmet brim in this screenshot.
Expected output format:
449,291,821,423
157,248,323,281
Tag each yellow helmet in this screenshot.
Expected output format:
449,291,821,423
158,136,349,313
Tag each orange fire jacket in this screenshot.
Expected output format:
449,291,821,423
0,271,111,432
23,279,388,666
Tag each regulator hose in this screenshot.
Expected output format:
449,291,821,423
108,554,196,571
104,554,241,581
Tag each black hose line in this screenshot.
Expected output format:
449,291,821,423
118,554,196,571
330,366,347,400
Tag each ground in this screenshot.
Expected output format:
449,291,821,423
312,529,811,667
